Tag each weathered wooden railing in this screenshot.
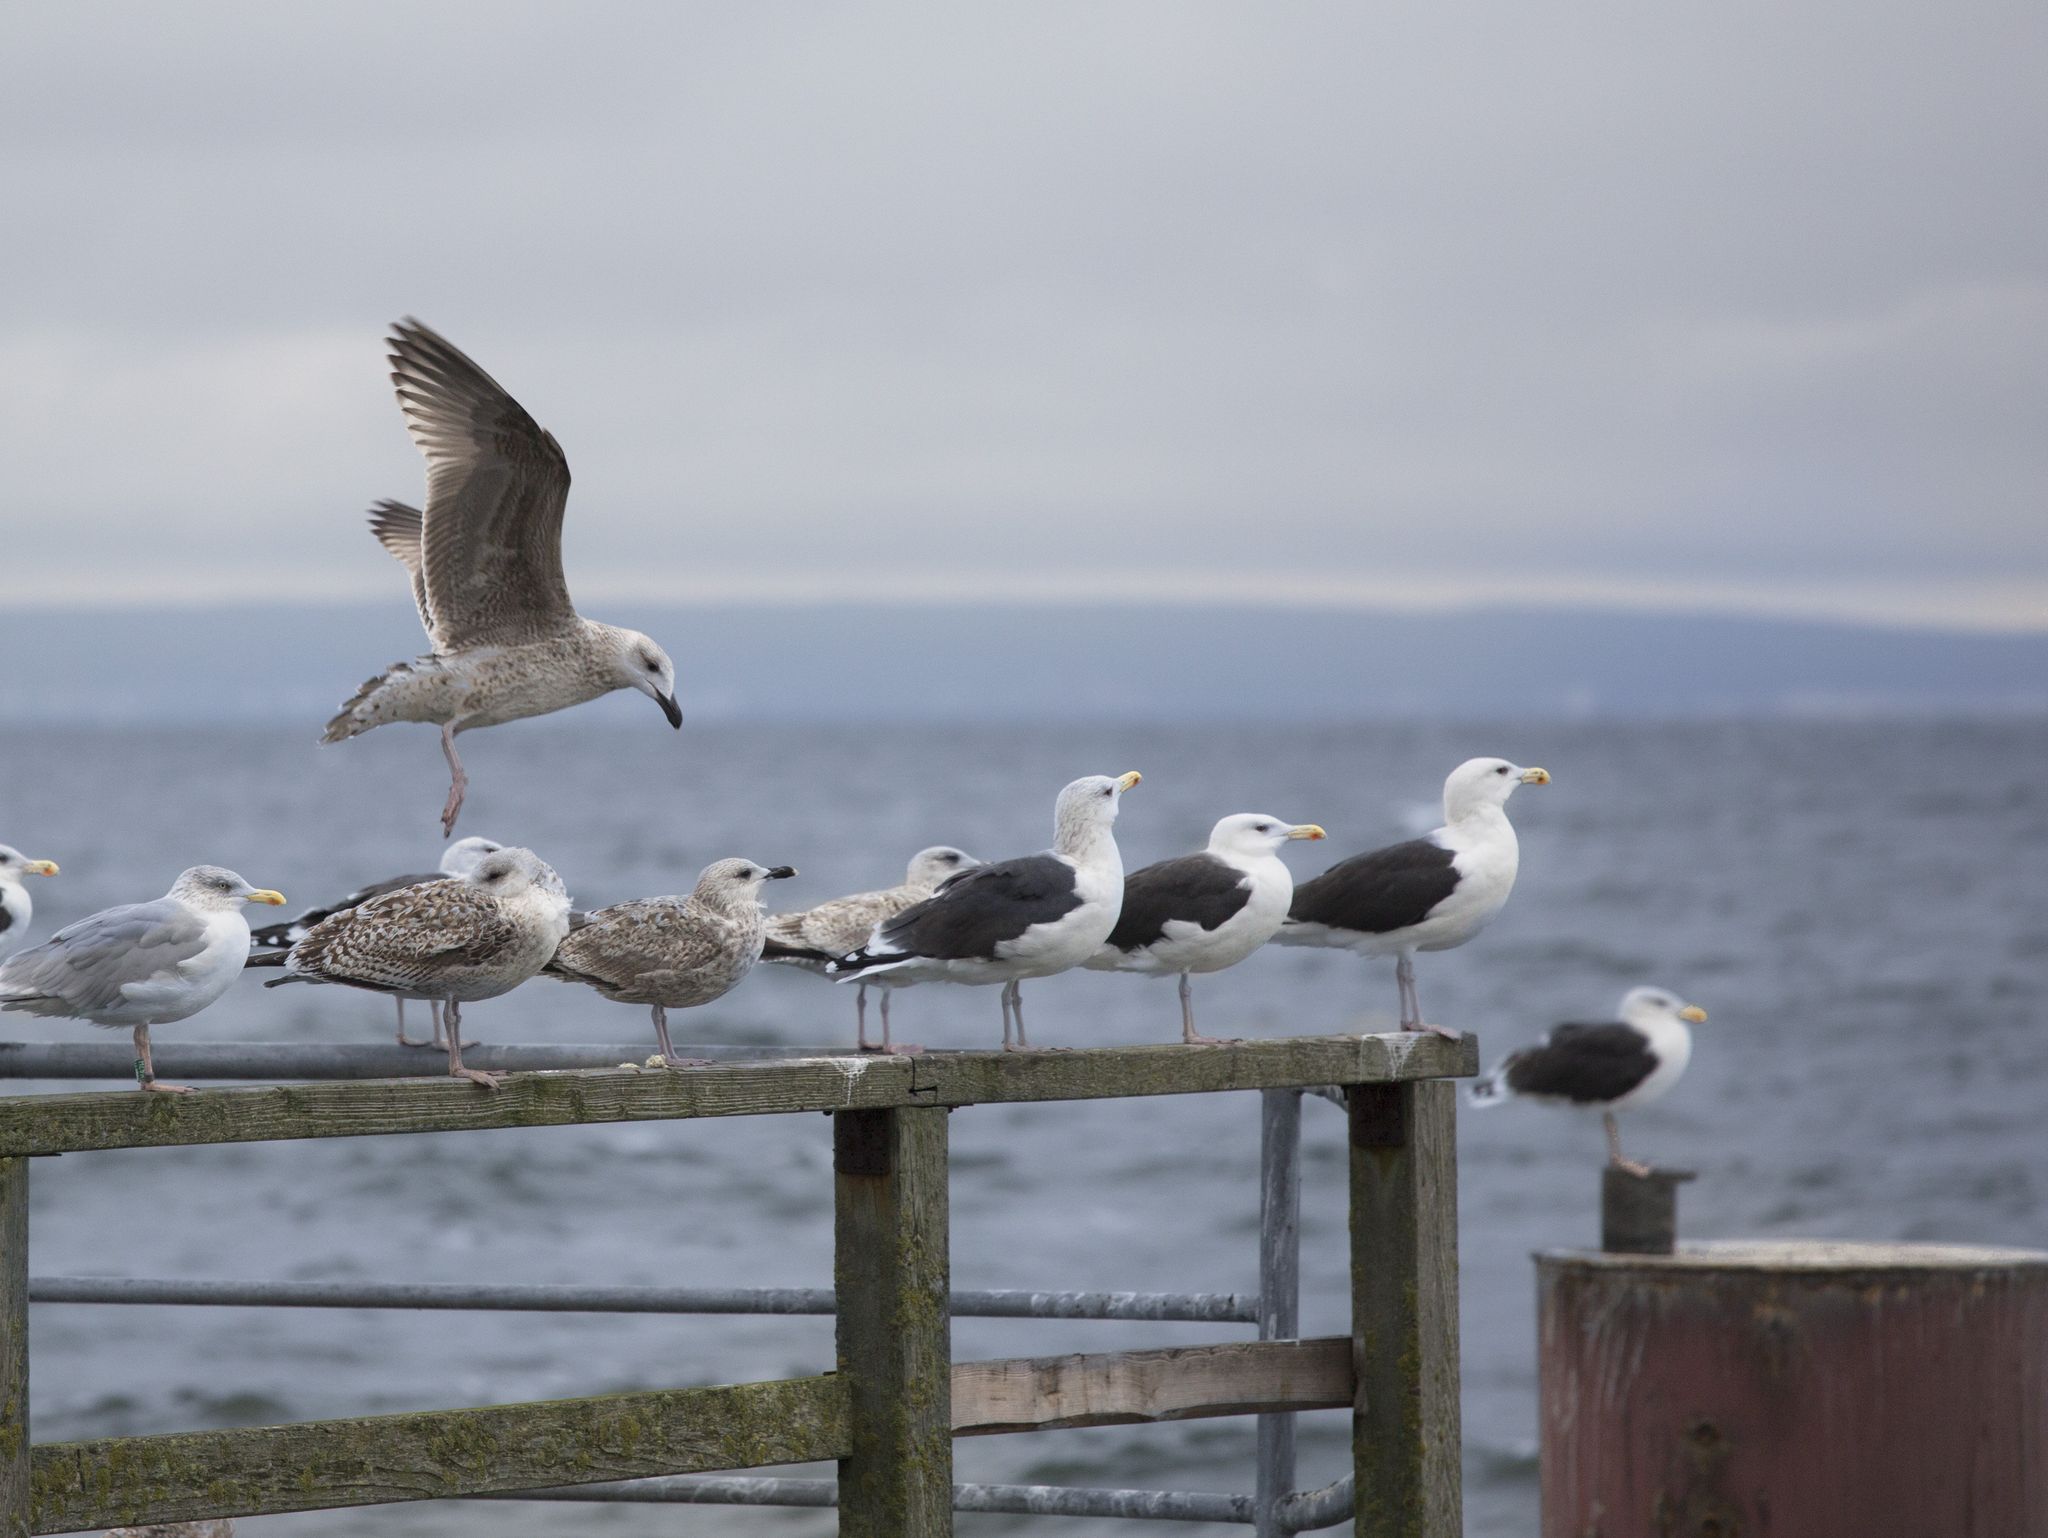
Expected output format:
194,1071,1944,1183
0,1032,1474,1536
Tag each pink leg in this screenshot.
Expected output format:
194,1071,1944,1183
1605,1112,1652,1177
394,997,426,1048
1178,972,1236,1046
1395,952,1461,1039
856,984,875,1052
439,723,469,838
651,1004,710,1069
879,987,922,1056
443,1001,502,1089
133,1024,192,1094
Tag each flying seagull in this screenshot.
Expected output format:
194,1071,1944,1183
0,867,286,1093
831,773,1141,1051
1087,814,1325,1045
269,847,570,1089
761,845,979,1053
546,858,798,1066
1275,757,1549,1036
323,320,682,836
1467,986,1708,1176
0,846,60,965
246,835,504,1046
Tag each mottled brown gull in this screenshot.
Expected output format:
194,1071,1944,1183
1086,815,1325,1045
269,847,570,1089
0,867,287,1093
323,320,682,836
245,834,504,1047
545,858,797,1067
0,845,61,965
831,773,1141,1051
761,845,978,1053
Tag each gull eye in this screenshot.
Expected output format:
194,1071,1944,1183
1495,765,1509,775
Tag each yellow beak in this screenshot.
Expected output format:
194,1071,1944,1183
1679,1004,1707,1023
1520,767,1552,785
23,860,58,877
246,890,288,907
1114,771,1142,792
1287,825,1327,841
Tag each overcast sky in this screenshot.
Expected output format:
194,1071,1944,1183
6,3,2045,628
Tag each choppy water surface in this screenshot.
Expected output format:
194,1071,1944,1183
4,715,2044,1536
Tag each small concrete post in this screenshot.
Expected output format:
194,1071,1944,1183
834,1108,952,1538
1598,1166,1694,1255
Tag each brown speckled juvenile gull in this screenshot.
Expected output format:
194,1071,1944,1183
245,835,504,1048
545,858,797,1067
270,847,570,1089
761,845,978,1054
323,320,683,836
0,867,287,1093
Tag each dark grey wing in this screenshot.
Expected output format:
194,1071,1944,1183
877,855,1081,961
249,871,438,952
367,500,435,638
0,908,12,938
1105,854,1250,953
0,900,209,1016
1502,1023,1657,1104
388,319,576,649
1289,838,1459,935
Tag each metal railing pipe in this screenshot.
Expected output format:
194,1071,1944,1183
494,1473,1257,1522
1254,1088,1303,1537
0,1041,833,1080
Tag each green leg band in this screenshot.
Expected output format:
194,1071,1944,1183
134,1058,151,1085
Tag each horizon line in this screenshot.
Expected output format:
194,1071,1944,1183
5,569,2047,636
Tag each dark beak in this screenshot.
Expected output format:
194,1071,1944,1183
765,865,798,880
656,691,683,729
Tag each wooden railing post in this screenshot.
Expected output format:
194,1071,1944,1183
1349,1081,1462,1537
0,1158,27,1538
834,1107,951,1537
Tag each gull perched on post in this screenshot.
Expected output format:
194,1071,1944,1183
1468,986,1709,1176
322,320,682,836
0,867,286,1093
245,835,504,1047
269,847,570,1089
0,846,61,965
831,773,1141,1051
1086,814,1325,1045
1276,757,1549,1036
760,845,979,1054
545,858,798,1067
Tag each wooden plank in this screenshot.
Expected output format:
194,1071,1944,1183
950,1337,1352,1436
835,1107,952,1537
1349,1081,1462,1538
0,1162,25,1538
0,1034,1477,1157
27,1374,847,1535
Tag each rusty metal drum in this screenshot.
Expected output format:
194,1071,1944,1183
1537,1240,2048,1537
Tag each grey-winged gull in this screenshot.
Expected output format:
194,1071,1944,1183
0,867,287,1092
323,320,682,836
545,858,798,1067
831,773,1141,1051
246,834,504,1047
761,845,979,1053
1275,757,1549,1036
1468,986,1708,1175
1086,814,1325,1045
269,847,570,1089
0,846,61,965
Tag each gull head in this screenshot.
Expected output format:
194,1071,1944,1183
1207,814,1326,861
1443,757,1550,821
905,846,978,890
440,836,506,878
600,625,683,730
1619,985,1709,1029
169,867,286,911
0,847,59,886
1053,771,1142,846
695,858,799,911
467,847,570,914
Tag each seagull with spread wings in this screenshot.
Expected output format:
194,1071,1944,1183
323,320,683,835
